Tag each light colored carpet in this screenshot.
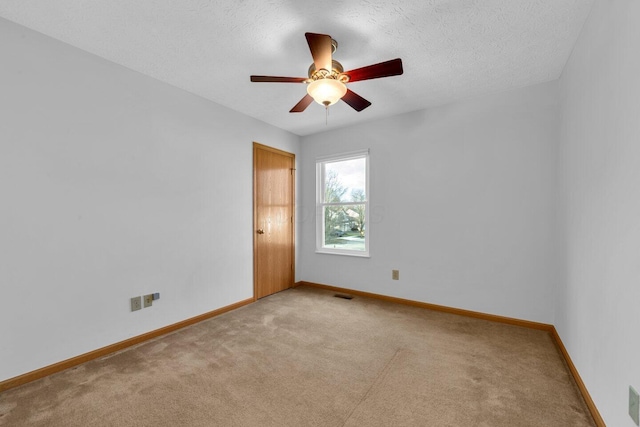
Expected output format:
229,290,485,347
0,285,595,426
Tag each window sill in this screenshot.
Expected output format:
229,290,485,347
315,249,370,258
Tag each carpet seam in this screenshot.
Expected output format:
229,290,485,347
341,347,403,427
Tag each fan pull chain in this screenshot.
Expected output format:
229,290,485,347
325,106,329,125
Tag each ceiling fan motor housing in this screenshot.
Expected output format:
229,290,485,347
307,60,348,82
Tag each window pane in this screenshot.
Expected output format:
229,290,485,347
323,204,366,252
324,157,366,203
317,151,369,257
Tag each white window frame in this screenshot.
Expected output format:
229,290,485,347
316,149,370,257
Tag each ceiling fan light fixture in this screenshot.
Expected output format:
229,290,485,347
307,78,347,107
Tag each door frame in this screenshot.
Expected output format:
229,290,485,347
253,142,295,300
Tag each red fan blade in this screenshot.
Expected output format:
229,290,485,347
250,76,307,83
343,58,403,83
305,32,332,72
290,94,314,113
341,89,372,112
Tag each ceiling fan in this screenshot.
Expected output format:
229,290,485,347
250,32,403,113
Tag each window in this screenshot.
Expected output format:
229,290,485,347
316,150,369,257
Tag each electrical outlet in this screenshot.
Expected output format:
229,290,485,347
131,296,142,312
143,294,153,308
392,269,399,280
630,386,639,425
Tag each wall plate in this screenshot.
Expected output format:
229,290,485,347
143,294,153,308
131,296,142,312
630,386,639,425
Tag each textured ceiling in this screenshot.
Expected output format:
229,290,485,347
0,0,594,136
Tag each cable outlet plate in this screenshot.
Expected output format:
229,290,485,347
630,386,639,425
131,296,142,312
143,294,153,308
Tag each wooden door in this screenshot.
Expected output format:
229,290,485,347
253,143,295,299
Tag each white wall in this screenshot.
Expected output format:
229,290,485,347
7,6,637,424
557,1,640,425
299,82,560,324
0,18,300,382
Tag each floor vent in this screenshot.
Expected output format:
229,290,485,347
334,294,354,300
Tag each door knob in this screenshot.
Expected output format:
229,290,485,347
256,229,265,234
